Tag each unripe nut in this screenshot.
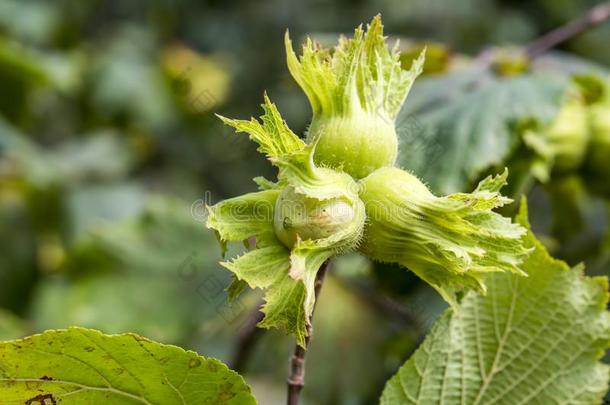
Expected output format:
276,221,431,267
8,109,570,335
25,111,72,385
273,186,359,248
358,167,433,262
307,113,398,180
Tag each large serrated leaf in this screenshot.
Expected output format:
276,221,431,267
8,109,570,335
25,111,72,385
0,327,256,404
380,201,610,405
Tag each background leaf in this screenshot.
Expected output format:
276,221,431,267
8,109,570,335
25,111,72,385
397,62,570,194
0,327,256,404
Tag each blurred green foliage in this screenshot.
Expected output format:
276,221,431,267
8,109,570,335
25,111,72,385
0,1,608,404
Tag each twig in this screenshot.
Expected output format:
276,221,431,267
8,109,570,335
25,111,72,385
525,2,610,58
475,2,610,67
230,304,265,372
286,260,330,405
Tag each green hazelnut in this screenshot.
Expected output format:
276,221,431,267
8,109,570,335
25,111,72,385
285,15,424,180
273,186,365,249
357,166,528,305
307,113,397,179
273,186,358,248
357,167,434,263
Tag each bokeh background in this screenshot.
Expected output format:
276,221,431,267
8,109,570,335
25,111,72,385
1,1,609,404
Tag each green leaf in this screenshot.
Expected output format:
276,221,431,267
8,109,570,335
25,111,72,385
257,274,309,346
207,190,279,250
218,224,333,347
397,69,566,194
273,146,361,202
380,200,610,405
222,246,290,290
217,93,306,160
253,176,281,191
0,327,256,404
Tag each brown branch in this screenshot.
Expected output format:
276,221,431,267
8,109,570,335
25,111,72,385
525,2,610,58
286,260,330,405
